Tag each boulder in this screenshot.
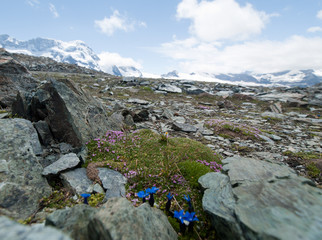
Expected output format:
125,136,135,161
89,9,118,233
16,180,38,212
45,204,97,240
0,216,71,240
128,98,150,105
60,168,93,195
158,84,182,93
172,122,197,133
88,198,177,240
42,153,80,176
0,119,51,220
261,111,286,120
199,173,243,239
0,49,38,108
98,168,127,199
12,78,114,147
33,120,54,146
199,156,322,240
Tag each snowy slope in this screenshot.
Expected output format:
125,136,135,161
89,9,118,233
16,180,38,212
0,34,101,71
160,69,322,87
0,34,143,76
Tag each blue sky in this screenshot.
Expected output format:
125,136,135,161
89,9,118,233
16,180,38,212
1,0,322,74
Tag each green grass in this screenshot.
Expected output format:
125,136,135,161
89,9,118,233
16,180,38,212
85,129,222,239
306,163,320,178
205,119,262,140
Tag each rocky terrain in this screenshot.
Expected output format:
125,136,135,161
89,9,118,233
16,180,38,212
0,48,321,240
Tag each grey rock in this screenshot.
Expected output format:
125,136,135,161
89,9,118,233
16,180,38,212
12,78,113,147
46,204,97,240
270,102,283,113
133,109,150,122
257,92,305,102
162,108,174,120
0,112,8,119
0,216,71,240
198,173,243,239
215,90,233,98
185,86,205,95
128,98,150,105
107,112,124,130
98,168,127,199
59,142,73,154
258,134,275,144
172,122,197,132
0,50,39,108
42,153,80,176
60,168,93,195
33,120,54,146
201,156,322,240
88,198,177,240
158,84,182,93
0,119,51,220
222,156,297,185
233,178,322,240
261,111,286,120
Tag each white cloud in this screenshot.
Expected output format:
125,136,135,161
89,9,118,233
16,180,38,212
98,51,142,72
317,10,322,20
26,0,39,7
95,10,146,36
160,35,322,74
307,26,322,33
49,3,59,18
176,0,272,42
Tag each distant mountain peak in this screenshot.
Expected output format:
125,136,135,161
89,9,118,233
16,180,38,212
0,34,142,77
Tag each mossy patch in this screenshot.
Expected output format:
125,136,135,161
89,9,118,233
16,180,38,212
205,119,262,140
306,163,320,178
85,129,222,238
39,190,77,209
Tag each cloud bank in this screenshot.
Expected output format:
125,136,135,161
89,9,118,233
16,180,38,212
159,0,322,74
95,10,146,36
98,51,142,72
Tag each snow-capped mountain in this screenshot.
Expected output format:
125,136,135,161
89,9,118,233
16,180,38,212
0,34,142,77
161,69,322,87
108,65,142,77
0,34,101,71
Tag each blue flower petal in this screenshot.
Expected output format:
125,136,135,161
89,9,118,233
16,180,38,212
80,193,91,198
137,191,146,198
183,194,191,202
167,193,173,200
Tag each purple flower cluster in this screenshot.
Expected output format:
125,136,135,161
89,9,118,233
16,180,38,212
206,119,261,139
171,174,186,185
196,160,222,172
199,105,210,110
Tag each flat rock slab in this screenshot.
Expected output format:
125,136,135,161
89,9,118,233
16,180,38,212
0,119,51,220
60,168,93,195
200,156,322,240
88,198,177,240
222,156,297,185
46,204,97,240
158,84,182,93
128,98,150,105
172,122,197,132
98,168,127,199
42,153,80,176
0,216,71,240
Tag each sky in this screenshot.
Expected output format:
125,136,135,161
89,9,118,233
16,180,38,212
1,0,322,75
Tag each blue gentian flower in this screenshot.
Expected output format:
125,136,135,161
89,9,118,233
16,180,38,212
183,194,191,203
146,186,159,194
174,210,185,224
183,212,199,222
137,190,149,198
80,193,91,205
167,193,173,200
